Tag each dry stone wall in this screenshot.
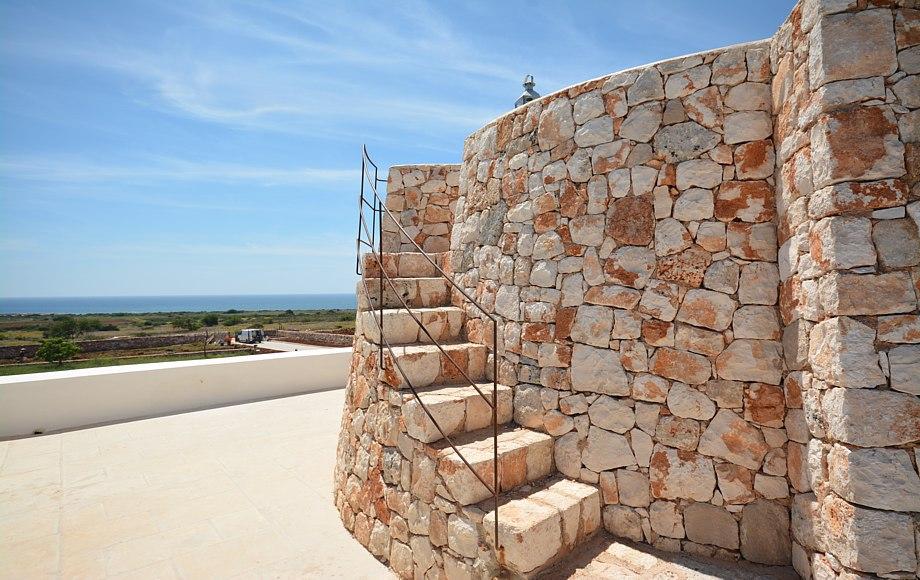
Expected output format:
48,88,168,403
382,164,460,253
453,39,794,564
771,1,920,578
336,0,920,577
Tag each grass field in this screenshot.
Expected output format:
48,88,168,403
0,308,356,347
0,349,252,377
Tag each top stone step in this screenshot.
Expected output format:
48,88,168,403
361,252,449,279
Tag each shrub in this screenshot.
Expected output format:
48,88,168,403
223,315,243,326
201,314,219,326
37,338,80,365
172,317,202,331
45,316,80,338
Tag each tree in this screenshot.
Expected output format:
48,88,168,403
45,316,80,339
37,338,80,365
201,313,219,326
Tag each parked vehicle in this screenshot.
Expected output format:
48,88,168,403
236,329,264,344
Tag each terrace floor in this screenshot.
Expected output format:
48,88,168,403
1,388,796,579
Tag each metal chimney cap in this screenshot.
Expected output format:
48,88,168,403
515,74,540,108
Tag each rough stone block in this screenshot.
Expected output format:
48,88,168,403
809,10,897,88
810,107,905,189
649,445,715,501
809,317,885,389
822,387,920,447
683,502,739,549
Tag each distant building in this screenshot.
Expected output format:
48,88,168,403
514,75,539,108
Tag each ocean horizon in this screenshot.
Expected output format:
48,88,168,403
0,293,357,315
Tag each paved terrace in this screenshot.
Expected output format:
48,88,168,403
1,389,794,579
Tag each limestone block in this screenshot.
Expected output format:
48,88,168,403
675,324,724,356
738,262,778,306
703,259,740,294
740,500,791,565
649,445,715,501
603,505,643,542
616,470,651,507
607,195,655,246
653,122,719,162
716,339,783,385
744,383,785,428
809,216,876,271
725,82,771,111
872,217,920,269
575,116,614,148
676,288,737,331
822,387,920,447
676,159,723,190
711,49,746,86
734,140,775,180
724,111,772,144
554,431,583,479
649,501,685,539
753,474,789,499
727,222,777,261
447,514,479,558
828,445,920,512
820,494,917,575
538,98,575,151
570,343,629,396
672,188,714,221
604,246,656,289
638,280,680,321
683,502,739,549
810,106,904,189
819,271,917,316
654,415,701,451
584,285,641,310
666,383,716,420
620,102,662,143
684,86,723,128
592,140,631,174
716,463,755,504
631,373,669,402
573,90,605,124
696,221,726,252
808,178,908,219
630,428,654,467
889,345,920,395
654,218,693,257
583,426,636,472
733,306,781,340
809,317,885,389
649,347,712,384
570,305,613,347
878,314,920,344
698,409,769,470
701,379,743,409
808,10,897,88
588,396,635,434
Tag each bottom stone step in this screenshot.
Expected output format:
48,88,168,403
482,477,601,577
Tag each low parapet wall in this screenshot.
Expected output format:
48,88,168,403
265,329,354,347
0,348,351,438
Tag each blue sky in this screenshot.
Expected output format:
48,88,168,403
0,0,795,298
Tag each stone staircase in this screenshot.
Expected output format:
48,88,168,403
356,251,602,578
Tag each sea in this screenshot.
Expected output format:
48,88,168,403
0,294,357,315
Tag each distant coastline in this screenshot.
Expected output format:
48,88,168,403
0,294,356,315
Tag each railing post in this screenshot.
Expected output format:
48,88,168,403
356,155,366,276
378,199,384,370
492,319,499,558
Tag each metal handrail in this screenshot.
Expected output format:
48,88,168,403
354,146,502,563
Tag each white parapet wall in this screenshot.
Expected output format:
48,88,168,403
0,348,352,438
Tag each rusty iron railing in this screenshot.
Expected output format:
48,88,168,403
355,146,502,561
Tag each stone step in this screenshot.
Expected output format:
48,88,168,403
433,427,554,506
360,251,448,279
380,342,489,390
356,277,451,310
482,478,602,577
357,306,464,346
403,383,513,443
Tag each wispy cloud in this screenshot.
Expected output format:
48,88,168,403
0,155,358,186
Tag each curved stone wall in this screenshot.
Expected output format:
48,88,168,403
451,38,795,564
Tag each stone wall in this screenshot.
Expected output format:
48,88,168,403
453,39,795,564
264,329,354,347
0,333,210,360
382,164,461,253
336,0,920,577
771,2,920,578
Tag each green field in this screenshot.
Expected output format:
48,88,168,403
0,309,356,347
0,349,251,376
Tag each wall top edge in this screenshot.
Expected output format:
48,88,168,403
389,163,461,170
0,348,351,385
467,36,773,141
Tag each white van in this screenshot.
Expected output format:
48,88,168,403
236,329,265,344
